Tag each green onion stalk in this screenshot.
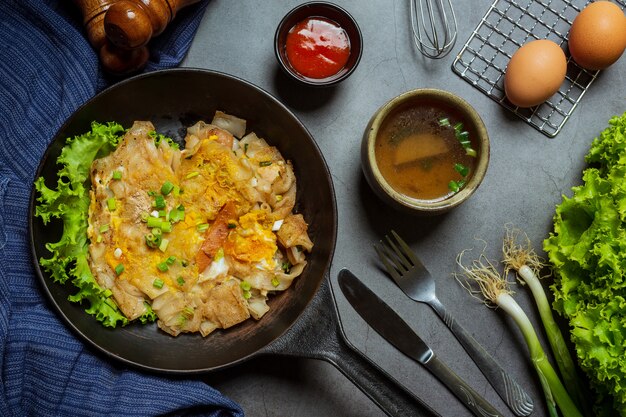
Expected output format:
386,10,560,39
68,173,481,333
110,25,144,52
502,226,591,417
456,249,583,417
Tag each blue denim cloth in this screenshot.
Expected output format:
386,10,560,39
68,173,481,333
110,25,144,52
0,1,244,416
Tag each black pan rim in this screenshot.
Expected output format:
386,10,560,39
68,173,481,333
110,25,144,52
28,67,338,374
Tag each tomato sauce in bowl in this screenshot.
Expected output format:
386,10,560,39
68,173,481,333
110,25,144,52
274,2,362,86
285,17,350,79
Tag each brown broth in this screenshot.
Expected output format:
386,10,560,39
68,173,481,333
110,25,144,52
375,102,477,201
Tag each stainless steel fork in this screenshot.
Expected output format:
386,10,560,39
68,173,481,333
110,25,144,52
375,230,534,417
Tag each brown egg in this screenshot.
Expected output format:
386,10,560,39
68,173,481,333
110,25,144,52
504,40,567,108
568,1,626,70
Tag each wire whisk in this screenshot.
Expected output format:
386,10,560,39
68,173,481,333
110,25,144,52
410,0,458,59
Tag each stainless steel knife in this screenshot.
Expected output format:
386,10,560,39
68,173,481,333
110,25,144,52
338,268,504,417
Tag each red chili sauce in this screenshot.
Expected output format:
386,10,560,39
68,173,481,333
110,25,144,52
285,17,351,79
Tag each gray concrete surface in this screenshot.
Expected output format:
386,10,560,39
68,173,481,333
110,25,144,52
183,1,626,416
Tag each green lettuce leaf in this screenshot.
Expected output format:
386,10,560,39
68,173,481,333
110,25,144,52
544,113,626,416
35,122,156,327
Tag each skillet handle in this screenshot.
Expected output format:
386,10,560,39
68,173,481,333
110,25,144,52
260,277,440,417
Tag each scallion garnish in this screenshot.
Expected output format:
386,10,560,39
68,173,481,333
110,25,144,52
154,195,166,209
259,161,272,167
147,217,161,228
165,255,177,265
161,180,174,195
115,263,125,275
438,118,450,127
160,221,172,233
156,262,169,272
240,281,251,291
271,277,280,287
227,222,236,229
153,278,164,289
454,163,469,177
112,171,122,180
186,171,199,179
177,276,185,286
242,290,251,299
107,198,116,211
99,224,109,233
159,238,169,252
197,223,209,232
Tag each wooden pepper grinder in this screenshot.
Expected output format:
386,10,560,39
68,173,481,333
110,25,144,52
73,0,201,75
104,0,202,50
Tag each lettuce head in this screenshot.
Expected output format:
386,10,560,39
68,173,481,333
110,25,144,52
544,112,626,416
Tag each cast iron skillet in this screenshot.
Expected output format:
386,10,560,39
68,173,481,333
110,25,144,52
29,68,439,417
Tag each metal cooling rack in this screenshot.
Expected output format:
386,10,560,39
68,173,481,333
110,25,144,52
452,0,626,138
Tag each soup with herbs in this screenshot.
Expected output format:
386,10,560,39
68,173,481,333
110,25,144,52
375,102,478,201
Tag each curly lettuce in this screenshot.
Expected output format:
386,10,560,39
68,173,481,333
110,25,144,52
35,122,156,327
544,112,626,416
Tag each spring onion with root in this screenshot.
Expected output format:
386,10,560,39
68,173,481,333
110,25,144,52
503,226,591,417
456,248,582,417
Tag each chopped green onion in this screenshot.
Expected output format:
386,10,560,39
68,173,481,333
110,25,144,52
96,235,103,243
147,217,161,228
147,190,156,197
454,122,464,132
449,180,461,193
153,278,164,289
145,233,156,248
466,148,477,157
172,185,181,197
99,224,109,233
112,171,122,180
197,223,209,232
438,117,450,127
181,259,189,267
454,163,469,177
281,261,291,272
183,306,195,317
152,227,162,237
271,277,280,287
186,171,199,179
165,255,177,265
159,238,169,252
214,247,224,261
457,131,470,142
227,222,236,229
158,209,167,218
107,198,116,211
115,263,125,275
103,289,112,297
161,180,175,195
242,290,251,299
259,161,272,167
244,143,249,155
153,195,166,209
160,221,172,233
240,281,251,291
140,212,149,222
169,207,185,223
156,262,169,272
177,276,186,286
